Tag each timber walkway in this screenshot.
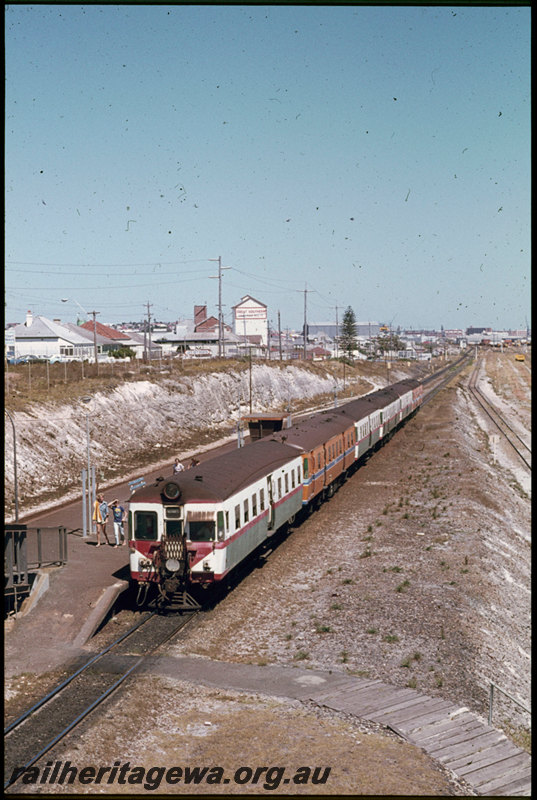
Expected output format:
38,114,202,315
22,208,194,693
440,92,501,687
312,675,531,796
148,655,531,796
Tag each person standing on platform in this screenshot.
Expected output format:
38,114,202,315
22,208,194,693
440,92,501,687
110,499,127,547
93,493,110,547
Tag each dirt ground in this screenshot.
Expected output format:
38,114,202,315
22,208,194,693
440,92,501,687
6,352,530,795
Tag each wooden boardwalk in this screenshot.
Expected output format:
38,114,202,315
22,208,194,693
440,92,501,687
311,677,531,796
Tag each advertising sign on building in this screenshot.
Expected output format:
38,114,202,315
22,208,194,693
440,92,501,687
235,306,267,320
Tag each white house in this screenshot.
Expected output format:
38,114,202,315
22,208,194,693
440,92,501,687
10,311,97,359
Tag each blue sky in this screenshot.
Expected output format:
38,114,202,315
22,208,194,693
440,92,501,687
5,4,531,332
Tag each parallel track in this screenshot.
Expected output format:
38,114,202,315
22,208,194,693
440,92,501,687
4,611,198,791
468,360,531,471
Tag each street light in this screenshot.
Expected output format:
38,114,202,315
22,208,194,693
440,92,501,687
5,409,19,521
61,298,99,371
61,297,88,324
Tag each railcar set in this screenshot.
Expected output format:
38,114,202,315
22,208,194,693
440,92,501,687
128,378,423,609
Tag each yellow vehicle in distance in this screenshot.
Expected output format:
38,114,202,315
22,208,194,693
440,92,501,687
515,353,526,362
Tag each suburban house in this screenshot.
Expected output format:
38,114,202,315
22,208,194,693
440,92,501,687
9,311,103,360
6,311,155,361
155,304,248,358
78,320,154,359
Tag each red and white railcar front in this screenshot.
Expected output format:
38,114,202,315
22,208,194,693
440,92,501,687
128,440,304,610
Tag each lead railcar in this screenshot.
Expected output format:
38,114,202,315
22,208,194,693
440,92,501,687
128,439,304,609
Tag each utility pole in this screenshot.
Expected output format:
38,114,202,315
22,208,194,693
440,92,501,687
278,311,283,361
209,256,231,357
89,311,100,374
249,346,253,413
303,283,311,360
145,302,153,362
335,305,339,359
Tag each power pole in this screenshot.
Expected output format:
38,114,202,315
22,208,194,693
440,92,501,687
278,311,282,361
145,302,153,362
249,346,253,413
209,256,231,357
335,305,339,359
303,284,309,360
89,311,100,373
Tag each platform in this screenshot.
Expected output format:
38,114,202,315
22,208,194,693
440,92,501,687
5,530,129,677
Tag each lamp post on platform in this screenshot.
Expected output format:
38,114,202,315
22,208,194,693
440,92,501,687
5,409,19,521
81,395,94,537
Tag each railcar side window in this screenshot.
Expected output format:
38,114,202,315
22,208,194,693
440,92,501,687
217,511,225,541
285,473,289,493
134,511,158,540
303,459,308,478
291,470,295,488
297,466,301,483
189,521,215,542
252,494,257,517
244,499,249,523
259,489,265,511
235,504,241,529
277,477,282,498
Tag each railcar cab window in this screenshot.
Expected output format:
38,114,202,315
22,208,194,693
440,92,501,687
134,511,158,540
188,520,215,542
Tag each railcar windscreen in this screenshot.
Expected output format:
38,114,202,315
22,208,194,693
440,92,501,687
188,520,215,542
134,510,159,540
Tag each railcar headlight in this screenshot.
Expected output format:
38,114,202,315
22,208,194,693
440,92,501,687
163,481,181,500
165,558,181,573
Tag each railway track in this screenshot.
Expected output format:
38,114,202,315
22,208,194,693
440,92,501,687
468,360,531,471
421,352,472,407
4,610,198,791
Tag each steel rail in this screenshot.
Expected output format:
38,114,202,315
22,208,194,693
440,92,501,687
4,611,155,736
469,363,531,471
421,354,472,408
472,380,531,455
4,612,197,791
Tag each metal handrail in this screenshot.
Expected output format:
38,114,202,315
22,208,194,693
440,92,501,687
489,681,531,727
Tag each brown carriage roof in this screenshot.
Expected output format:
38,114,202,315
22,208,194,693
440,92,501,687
130,439,304,505
270,410,354,450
